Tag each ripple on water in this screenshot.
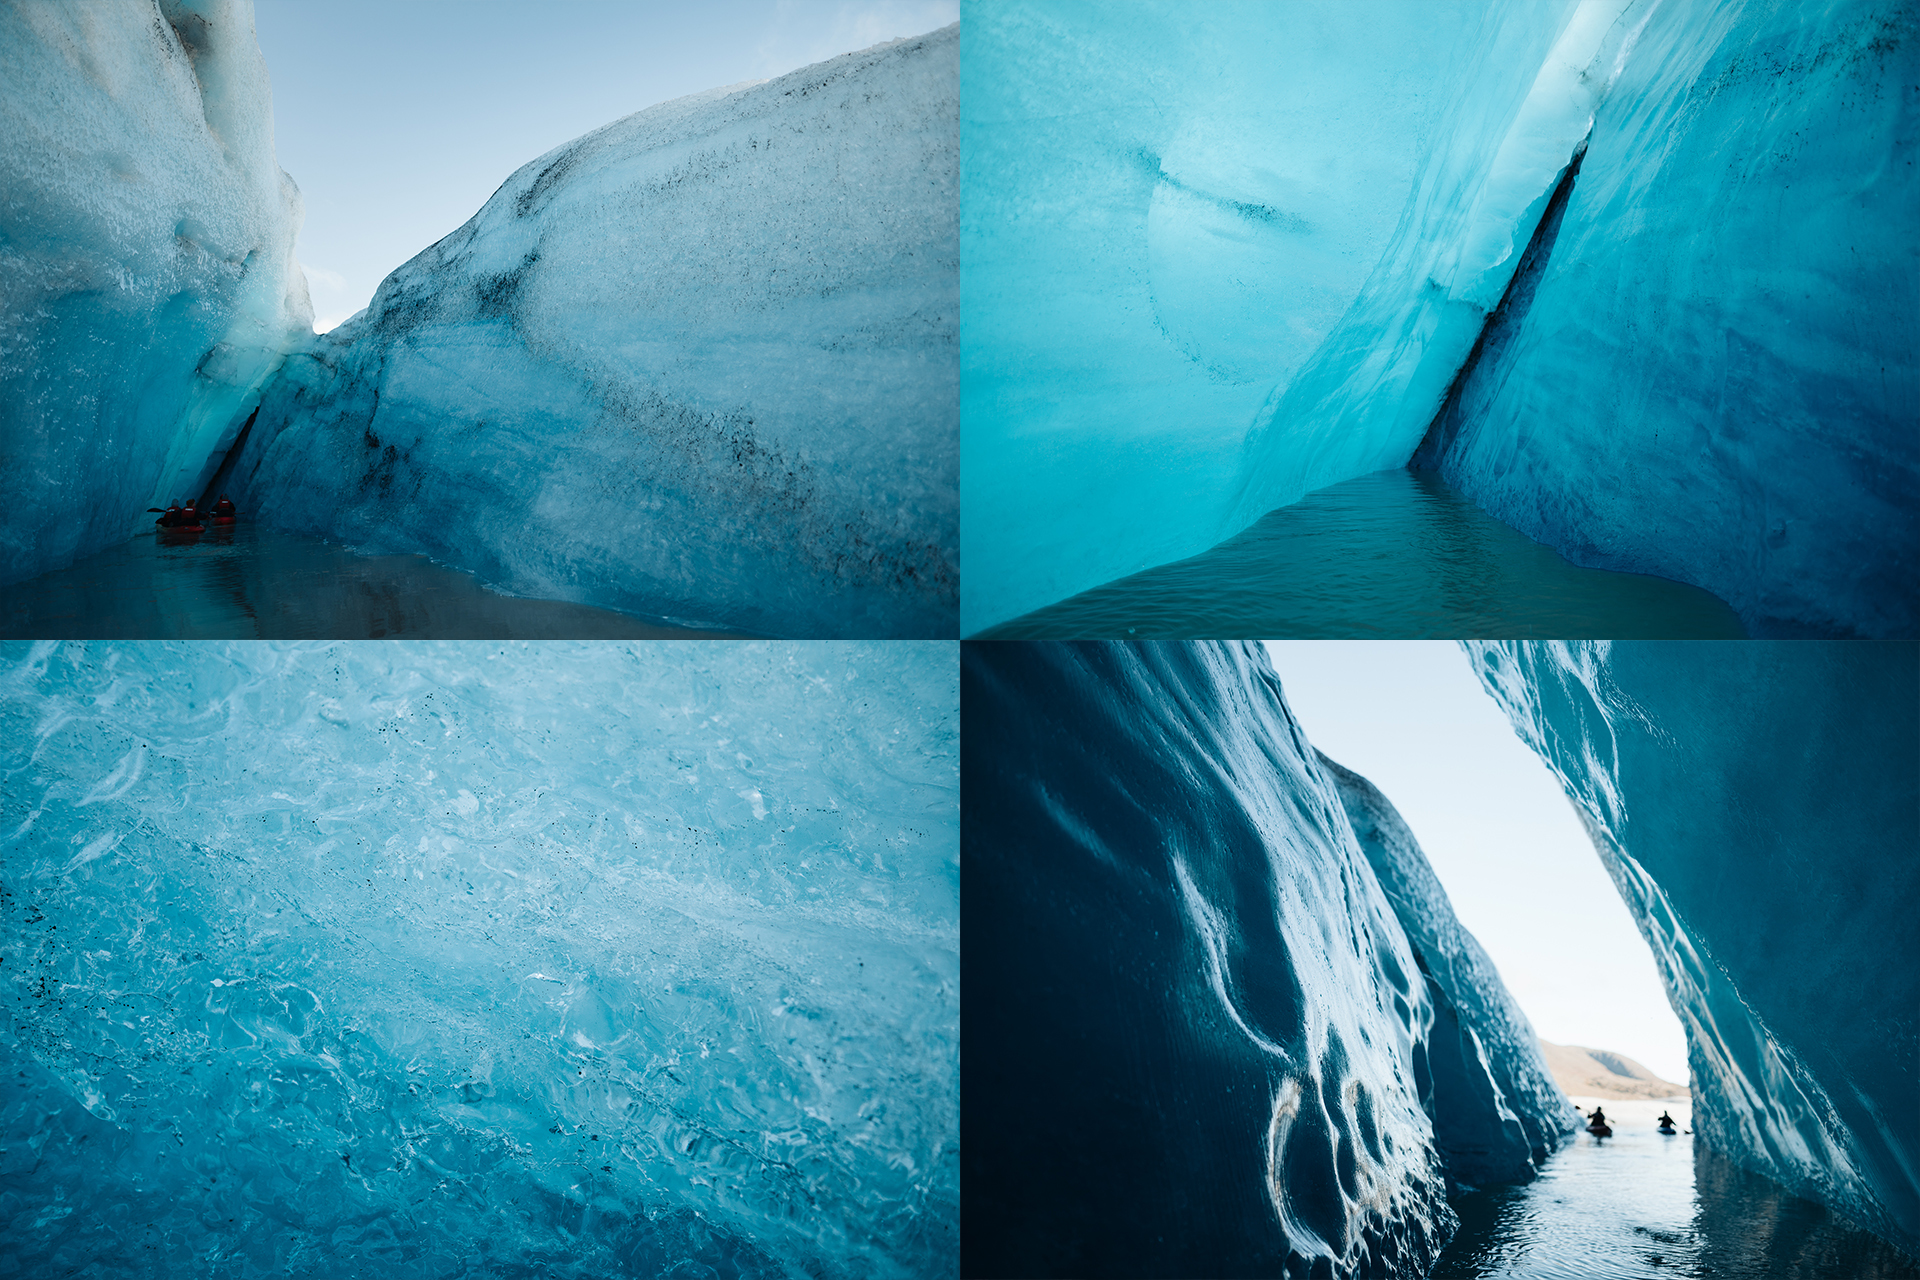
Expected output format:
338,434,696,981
979,469,1747,639
1434,1098,1919,1279
1,523,748,639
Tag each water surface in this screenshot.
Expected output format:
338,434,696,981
1,523,745,639
980,469,1746,639
1437,1097,1918,1279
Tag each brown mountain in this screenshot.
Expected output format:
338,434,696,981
1540,1040,1690,1100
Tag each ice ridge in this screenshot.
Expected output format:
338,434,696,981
963,640,1570,1275
1320,753,1575,1189
224,28,958,638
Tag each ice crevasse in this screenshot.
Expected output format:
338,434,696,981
225,26,959,638
0,640,959,1278
961,0,1914,637
1470,640,1920,1255
0,0,311,587
963,641,1572,1277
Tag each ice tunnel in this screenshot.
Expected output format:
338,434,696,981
963,639,1918,1275
0,640,959,1278
961,0,1916,637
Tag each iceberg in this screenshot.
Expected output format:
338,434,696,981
1468,640,1920,1254
962,641,1568,1275
224,28,958,638
0,0,310,587
961,0,1913,638
0,640,959,1278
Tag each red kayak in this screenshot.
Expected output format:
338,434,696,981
158,523,205,534
212,516,236,525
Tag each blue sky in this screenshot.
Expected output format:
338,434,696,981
255,0,958,330
1264,641,1690,1085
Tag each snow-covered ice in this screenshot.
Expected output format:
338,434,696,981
0,640,959,1278
0,0,310,587
963,641,1569,1274
1469,639,1920,1254
227,28,958,638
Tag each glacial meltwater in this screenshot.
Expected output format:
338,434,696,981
978,469,1747,639
1435,1099,1920,1279
0,524,747,639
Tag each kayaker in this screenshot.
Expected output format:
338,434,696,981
213,494,237,518
156,501,184,527
1588,1107,1608,1128
1657,1110,1677,1131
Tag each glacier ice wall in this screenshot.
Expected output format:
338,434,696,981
962,0,1623,633
1319,753,1573,1189
1419,3,1918,638
0,640,958,1278
0,0,310,587
962,641,1568,1276
227,28,957,639
1468,640,1920,1254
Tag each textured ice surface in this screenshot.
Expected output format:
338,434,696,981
1320,755,1572,1190
1421,3,1918,638
0,641,958,1278
962,641,1568,1275
0,0,310,587
1468,640,1920,1254
964,0,1913,639
962,0,1624,632
228,28,958,639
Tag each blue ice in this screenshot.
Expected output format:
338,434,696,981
0,641,959,1278
1471,639,1920,1253
961,0,1914,638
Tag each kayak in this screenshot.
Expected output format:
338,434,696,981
212,516,237,525
158,523,205,534
1588,1123,1613,1137
1657,1125,1678,1135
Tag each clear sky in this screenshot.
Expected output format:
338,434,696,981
1263,640,1690,1085
255,0,959,331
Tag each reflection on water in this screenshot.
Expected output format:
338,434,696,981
980,469,1746,639
1436,1098,1918,1279
1,523,746,639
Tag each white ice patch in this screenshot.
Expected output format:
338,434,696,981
78,745,145,806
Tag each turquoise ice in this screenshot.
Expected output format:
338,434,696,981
0,641,959,1278
1471,639,1920,1254
961,1,1914,637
